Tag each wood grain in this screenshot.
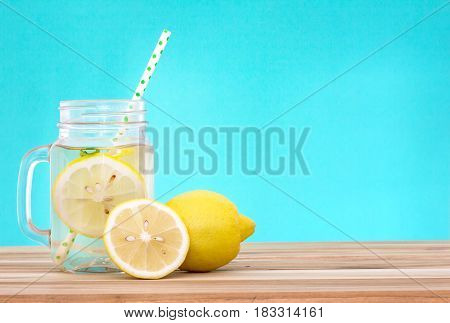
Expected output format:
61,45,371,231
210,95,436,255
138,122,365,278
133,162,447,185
0,242,449,303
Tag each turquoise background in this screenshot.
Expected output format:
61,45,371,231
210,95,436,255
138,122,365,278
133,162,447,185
0,0,448,246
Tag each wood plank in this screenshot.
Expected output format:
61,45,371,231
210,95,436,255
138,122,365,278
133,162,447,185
0,242,449,302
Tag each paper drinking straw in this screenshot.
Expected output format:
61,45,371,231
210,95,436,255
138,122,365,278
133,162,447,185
114,29,171,141
131,29,171,100
53,29,172,266
54,230,77,265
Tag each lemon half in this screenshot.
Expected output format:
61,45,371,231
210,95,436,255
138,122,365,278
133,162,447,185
52,154,147,238
103,199,189,279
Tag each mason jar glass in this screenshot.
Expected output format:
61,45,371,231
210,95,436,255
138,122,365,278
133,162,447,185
17,100,153,272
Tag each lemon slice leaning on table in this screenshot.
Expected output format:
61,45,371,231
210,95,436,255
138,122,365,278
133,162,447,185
103,199,190,279
52,154,147,238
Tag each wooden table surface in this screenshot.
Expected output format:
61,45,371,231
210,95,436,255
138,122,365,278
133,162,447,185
0,242,449,303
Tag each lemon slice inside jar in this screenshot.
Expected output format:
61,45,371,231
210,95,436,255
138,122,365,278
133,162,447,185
52,154,147,238
103,199,189,279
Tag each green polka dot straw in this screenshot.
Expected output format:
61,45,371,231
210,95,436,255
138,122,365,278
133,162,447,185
131,29,171,101
53,230,77,265
112,29,172,143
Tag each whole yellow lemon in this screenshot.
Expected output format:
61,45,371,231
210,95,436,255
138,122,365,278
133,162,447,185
166,190,253,272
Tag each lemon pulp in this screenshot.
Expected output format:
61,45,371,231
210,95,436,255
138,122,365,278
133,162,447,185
52,154,147,238
103,199,189,279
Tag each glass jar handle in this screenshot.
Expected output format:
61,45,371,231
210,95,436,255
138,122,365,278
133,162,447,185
17,145,51,246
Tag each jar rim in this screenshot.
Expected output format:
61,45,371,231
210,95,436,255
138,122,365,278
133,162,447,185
59,99,147,128
60,99,144,110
